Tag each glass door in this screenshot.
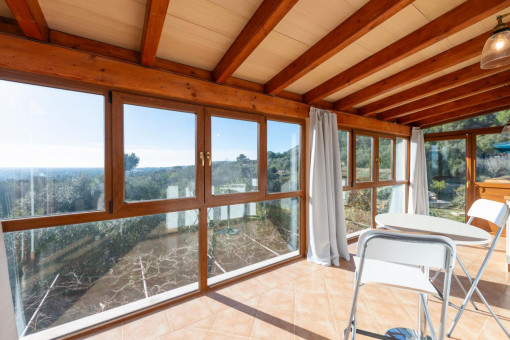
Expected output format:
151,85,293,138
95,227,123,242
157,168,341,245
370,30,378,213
425,138,467,222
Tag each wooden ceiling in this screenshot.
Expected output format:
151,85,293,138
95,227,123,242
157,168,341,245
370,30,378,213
0,0,509,128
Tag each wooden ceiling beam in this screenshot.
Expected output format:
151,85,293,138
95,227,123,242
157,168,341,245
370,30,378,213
0,32,412,136
398,86,510,125
358,62,510,116
5,0,48,41
377,70,510,121
417,98,510,128
0,21,297,103
212,0,298,83
140,0,170,66
264,0,413,95
337,33,490,112
303,0,510,104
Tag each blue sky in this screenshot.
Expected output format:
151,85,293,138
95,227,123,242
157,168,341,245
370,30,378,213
0,79,300,168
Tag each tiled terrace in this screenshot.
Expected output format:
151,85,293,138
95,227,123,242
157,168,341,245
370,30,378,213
85,238,510,340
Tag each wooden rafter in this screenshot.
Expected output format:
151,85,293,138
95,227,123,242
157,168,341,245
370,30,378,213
140,0,170,66
264,0,413,95
212,0,298,83
398,86,510,125
336,33,489,112
358,62,510,116
5,0,48,41
417,98,510,128
377,71,510,121
303,0,510,104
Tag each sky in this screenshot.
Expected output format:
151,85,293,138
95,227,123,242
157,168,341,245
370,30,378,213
0,80,301,168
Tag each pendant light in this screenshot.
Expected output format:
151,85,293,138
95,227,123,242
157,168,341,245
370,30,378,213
481,14,510,69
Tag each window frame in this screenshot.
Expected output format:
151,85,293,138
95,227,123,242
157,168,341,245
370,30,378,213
0,73,307,325
339,126,410,238
111,92,205,217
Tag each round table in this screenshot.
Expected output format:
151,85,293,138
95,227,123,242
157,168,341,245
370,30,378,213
375,213,491,246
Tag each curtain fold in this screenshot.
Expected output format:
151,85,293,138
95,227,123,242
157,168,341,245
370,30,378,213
308,107,350,266
408,127,429,215
0,222,18,340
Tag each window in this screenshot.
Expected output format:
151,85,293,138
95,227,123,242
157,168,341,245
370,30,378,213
1,81,305,337
267,121,301,193
338,128,409,238
476,133,510,184
0,80,105,219
338,130,350,186
378,138,393,181
123,104,197,202
344,189,372,235
355,135,373,182
5,211,199,336
425,139,466,222
207,198,299,284
395,138,407,181
211,116,259,195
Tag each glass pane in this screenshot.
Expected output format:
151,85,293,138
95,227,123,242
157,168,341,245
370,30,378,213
396,138,407,181
378,138,393,181
423,109,510,133
377,185,406,215
338,130,350,186
4,211,199,336
476,133,510,184
0,80,104,219
267,121,300,193
211,117,258,195
344,189,372,235
356,135,373,182
425,139,466,222
124,104,196,202
207,198,299,283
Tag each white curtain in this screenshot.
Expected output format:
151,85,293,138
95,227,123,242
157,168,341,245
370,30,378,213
0,222,18,340
308,107,350,266
408,127,429,215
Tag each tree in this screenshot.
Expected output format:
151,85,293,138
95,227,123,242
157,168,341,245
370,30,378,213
124,153,140,172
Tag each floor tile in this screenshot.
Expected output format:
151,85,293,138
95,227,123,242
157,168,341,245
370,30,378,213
123,311,171,340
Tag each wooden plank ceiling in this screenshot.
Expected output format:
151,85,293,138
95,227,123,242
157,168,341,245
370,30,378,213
1,0,510,128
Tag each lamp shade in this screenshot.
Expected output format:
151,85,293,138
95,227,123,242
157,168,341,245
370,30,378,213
481,28,510,69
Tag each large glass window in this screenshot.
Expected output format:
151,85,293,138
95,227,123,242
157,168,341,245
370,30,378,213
267,121,300,193
344,189,372,235
425,139,466,222
338,130,350,186
211,117,258,195
124,104,197,201
476,133,510,183
356,135,373,182
0,80,105,219
376,185,406,214
378,138,393,181
207,198,299,284
5,211,199,336
395,138,407,181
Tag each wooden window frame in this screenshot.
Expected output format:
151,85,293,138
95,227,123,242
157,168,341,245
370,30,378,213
0,73,307,334
339,126,410,238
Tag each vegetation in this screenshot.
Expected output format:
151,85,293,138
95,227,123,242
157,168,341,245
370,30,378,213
425,109,510,222
1,146,300,335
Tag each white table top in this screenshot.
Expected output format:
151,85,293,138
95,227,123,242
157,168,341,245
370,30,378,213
375,213,492,246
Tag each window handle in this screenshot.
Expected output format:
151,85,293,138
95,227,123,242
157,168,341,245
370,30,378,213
199,152,204,167
207,152,212,166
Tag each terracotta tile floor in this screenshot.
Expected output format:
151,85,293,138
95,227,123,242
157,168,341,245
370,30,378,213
85,238,510,340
